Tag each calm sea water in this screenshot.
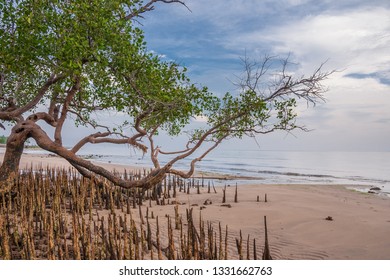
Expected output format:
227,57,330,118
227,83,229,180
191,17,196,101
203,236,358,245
22,146,390,195
73,146,390,194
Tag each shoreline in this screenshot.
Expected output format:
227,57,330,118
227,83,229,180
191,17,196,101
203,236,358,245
15,149,264,182
17,150,390,197
1,151,390,259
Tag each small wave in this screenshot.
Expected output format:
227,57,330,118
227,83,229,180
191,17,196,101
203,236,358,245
258,170,338,179
223,162,251,167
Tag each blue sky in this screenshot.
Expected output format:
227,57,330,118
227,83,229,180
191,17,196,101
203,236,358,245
137,0,390,152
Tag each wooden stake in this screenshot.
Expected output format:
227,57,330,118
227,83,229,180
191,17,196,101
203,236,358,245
262,216,272,260
222,185,226,203
234,183,238,203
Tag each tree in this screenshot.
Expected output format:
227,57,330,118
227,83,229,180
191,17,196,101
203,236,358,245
0,0,332,192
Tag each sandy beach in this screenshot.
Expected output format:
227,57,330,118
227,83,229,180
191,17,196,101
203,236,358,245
1,150,390,260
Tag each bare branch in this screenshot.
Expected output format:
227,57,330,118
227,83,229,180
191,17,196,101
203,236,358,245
71,131,148,154
158,147,191,155
26,112,58,127
71,131,109,154
124,0,190,20
236,55,332,105
168,133,227,178
148,125,161,168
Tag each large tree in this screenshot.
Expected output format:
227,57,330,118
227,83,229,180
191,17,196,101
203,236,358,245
0,0,331,191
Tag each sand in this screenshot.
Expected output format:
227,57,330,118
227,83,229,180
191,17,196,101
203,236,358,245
1,150,390,260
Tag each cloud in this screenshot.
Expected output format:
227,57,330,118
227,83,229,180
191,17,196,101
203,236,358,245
226,7,390,74
144,1,390,88
140,0,390,151
375,118,390,124
345,72,390,86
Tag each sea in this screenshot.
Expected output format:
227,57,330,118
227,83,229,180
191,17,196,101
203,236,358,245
27,145,387,197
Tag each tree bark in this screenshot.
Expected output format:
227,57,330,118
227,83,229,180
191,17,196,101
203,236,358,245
0,122,29,192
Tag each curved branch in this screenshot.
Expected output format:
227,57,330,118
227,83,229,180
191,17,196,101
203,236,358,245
24,121,163,189
71,132,148,154
134,111,150,136
168,134,227,178
71,131,110,154
158,147,191,155
26,112,57,127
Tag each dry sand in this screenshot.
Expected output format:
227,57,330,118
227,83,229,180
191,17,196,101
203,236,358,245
1,150,390,260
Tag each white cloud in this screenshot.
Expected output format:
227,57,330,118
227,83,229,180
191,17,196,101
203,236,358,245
227,7,390,74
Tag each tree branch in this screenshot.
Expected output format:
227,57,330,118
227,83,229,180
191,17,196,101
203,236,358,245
54,77,81,145
0,73,65,121
71,131,148,154
168,134,227,178
24,121,166,190
26,112,58,127
124,0,190,20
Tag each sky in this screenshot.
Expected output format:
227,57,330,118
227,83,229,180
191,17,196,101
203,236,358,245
137,0,390,152
3,0,389,154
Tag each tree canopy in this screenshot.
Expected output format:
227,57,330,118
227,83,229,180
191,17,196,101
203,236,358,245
0,0,332,190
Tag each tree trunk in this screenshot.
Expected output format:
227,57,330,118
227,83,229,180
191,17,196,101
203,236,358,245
0,122,29,192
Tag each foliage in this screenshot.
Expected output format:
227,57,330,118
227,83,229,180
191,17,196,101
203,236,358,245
0,0,332,189
1,0,203,130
